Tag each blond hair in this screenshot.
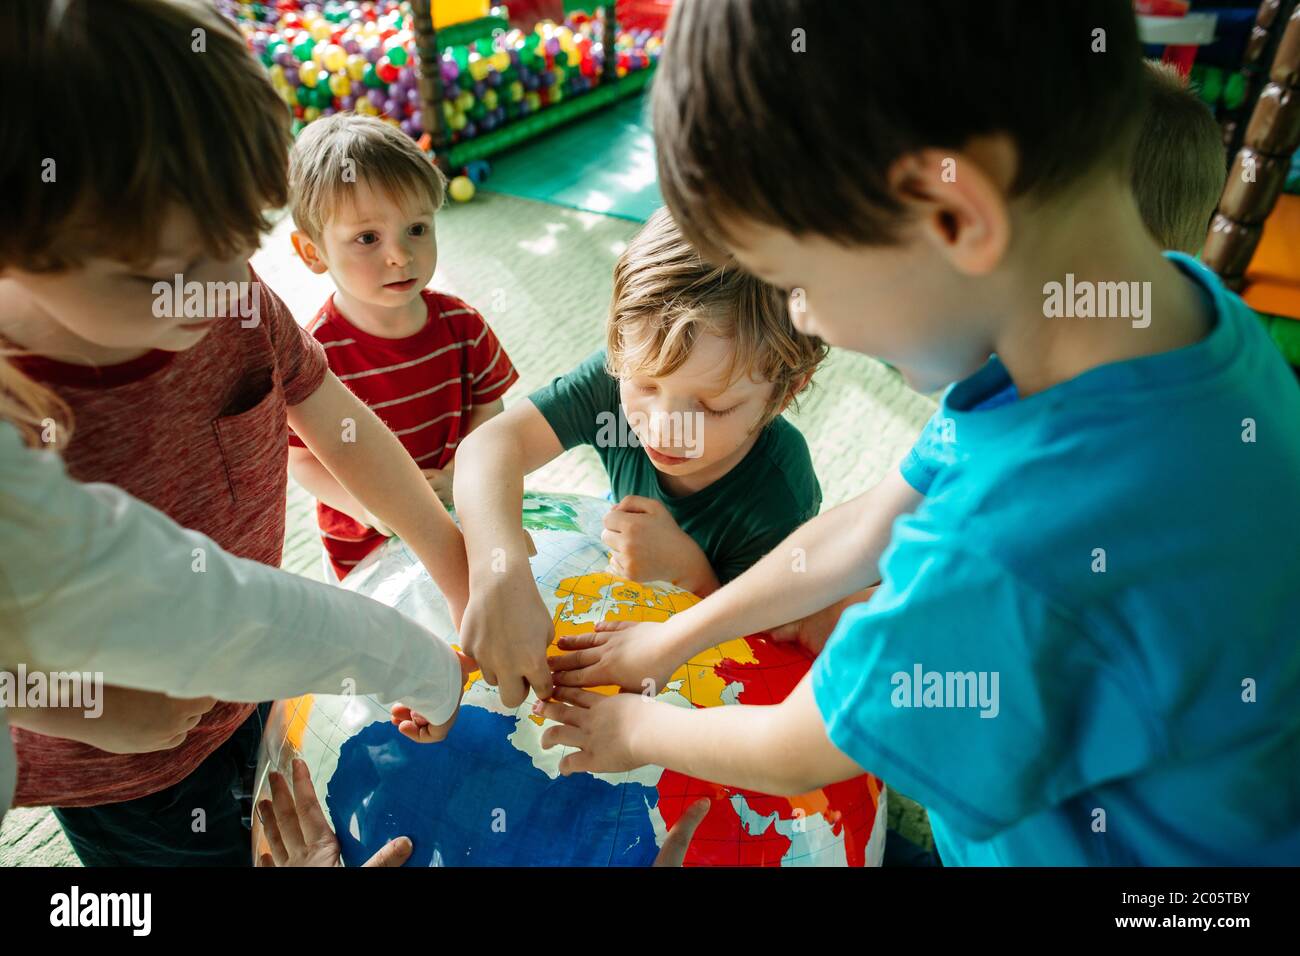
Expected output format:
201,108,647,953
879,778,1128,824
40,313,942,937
606,209,827,423
289,113,447,241
0,359,69,449
0,0,291,273
1133,61,1228,254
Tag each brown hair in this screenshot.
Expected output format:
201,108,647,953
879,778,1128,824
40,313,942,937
606,208,827,424
653,0,1149,261
0,359,70,449
0,0,291,273
289,112,447,241
1133,61,1227,254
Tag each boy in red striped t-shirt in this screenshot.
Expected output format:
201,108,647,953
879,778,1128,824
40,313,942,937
287,114,519,580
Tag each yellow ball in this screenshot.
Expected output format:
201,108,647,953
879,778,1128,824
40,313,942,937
483,89,498,110
300,68,320,89
346,54,367,81
509,81,523,102
323,45,347,73
448,176,476,203
303,106,321,122
468,56,490,83
357,98,377,116
456,90,474,111
328,74,351,98
269,63,285,85
449,110,467,131
311,21,332,42
491,51,510,72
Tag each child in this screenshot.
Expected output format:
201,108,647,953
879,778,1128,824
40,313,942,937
453,208,827,707
0,0,467,865
286,113,519,581
536,0,1300,865
1133,61,1228,254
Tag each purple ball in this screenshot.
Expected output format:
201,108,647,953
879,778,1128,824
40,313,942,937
406,88,421,105
400,119,414,137
523,74,539,91
545,37,560,55
411,109,423,128
344,38,361,55
481,113,497,132
321,107,336,117
473,80,487,99
508,48,521,65
463,121,478,139
275,49,295,68
339,94,357,110
282,64,299,87
383,98,401,117
494,106,506,124
365,43,383,64
398,66,414,86
486,70,502,88
367,88,386,109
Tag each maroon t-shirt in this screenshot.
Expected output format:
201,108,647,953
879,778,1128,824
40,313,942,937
6,267,327,808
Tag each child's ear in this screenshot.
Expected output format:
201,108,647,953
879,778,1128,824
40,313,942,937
290,230,330,275
887,139,1013,277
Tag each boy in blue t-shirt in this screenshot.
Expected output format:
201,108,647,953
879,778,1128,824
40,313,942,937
536,0,1300,865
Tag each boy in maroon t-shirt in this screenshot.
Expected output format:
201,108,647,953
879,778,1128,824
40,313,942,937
0,1,469,865
286,114,519,580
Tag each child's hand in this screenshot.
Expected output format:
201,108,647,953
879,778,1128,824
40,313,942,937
257,758,413,867
652,798,711,867
421,464,455,510
549,620,679,694
459,582,555,708
534,687,647,775
602,496,714,589
389,651,474,743
768,586,880,656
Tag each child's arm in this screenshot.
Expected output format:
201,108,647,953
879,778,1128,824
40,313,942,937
535,676,863,796
551,467,922,692
422,398,507,509
287,372,469,623
288,446,390,533
453,399,566,707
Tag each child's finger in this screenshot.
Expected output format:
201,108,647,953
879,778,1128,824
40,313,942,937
653,798,711,867
558,750,596,776
600,528,623,552
257,798,289,865
548,647,604,672
257,851,275,868
525,662,554,702
615,495,658,515
602,510,631,532
267,770,307,855
555,631,607,650
550,665,603,687
540,723,585,750
593,620,637,633
530,698,579,726
552,686,606,708
363,836,414,868
289,759,332,841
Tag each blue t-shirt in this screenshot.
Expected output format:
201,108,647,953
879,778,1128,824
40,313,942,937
813,253,1300,865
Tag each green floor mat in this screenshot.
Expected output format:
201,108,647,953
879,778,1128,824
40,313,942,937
482,93,662,222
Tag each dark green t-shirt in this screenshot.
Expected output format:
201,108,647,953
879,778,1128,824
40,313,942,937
529,350,822,582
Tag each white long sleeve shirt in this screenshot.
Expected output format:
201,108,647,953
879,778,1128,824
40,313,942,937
0,422,462,823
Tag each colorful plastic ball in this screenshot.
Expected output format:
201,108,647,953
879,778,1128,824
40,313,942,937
367,87,386,108
456,90,474,111
388,45,408,66
491,51,510,72
483,89,498,110
383,97,401,117
449,175,475,202
346,54,366,81
363,63,383,87
328,74,351,98
468,56,490,83
462,120,478,139
304,106,321,122
376,57,400,84
293,38,316,61
449,110,467,131
322,45,346,73
300,66,320,88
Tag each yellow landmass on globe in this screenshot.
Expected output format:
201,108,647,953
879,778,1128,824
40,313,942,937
456,571,758,723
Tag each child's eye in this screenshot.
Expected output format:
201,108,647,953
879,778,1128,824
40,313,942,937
636,383,657,395
701,402,740,418
409,223,428,237
356,232,379,246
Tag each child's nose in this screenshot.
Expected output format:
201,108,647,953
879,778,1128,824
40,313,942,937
386,242,413,267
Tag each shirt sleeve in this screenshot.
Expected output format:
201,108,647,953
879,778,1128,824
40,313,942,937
810,531,1164,841
0,424,463,729
457,303,519,405
254,268,328,408
899,408,950,495
527,349,618,450
286,320,333,449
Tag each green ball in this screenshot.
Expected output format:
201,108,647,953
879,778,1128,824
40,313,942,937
291,119,306,136
293,38,315,62
388,46,408,67
1198,66,1224,106
315,82,333,108
554,50,569,67
363,64,383,88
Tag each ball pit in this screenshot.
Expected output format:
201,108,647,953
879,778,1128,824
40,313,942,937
222,1,663,149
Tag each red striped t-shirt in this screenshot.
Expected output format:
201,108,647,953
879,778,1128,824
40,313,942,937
288,289,518,577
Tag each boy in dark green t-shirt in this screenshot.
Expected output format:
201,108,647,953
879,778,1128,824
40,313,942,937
453,208,827,708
